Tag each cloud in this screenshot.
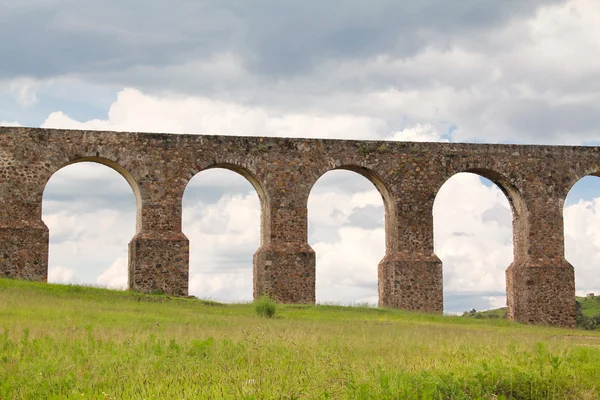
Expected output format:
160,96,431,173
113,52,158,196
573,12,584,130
42,163,136,284
390,123,449,142
96,257,128,290
183,171,260,301
564,198,600,294
48,266,76,284
434,173,513,295
485,295,508,310
0,121,21,127
314,226,383,305
43,162,137,213
0,1,562,79
41,88,389,140
6,77,41,106
9,1,599,146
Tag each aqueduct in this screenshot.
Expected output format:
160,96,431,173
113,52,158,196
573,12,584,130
1,126,596,327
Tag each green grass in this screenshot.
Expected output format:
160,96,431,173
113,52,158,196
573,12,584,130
465,296,600,327
253,295,278,318
1,278,600,399
579,296,600,317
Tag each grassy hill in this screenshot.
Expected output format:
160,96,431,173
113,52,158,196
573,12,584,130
1,278,600,399
579,295,600,317
464,296,600,331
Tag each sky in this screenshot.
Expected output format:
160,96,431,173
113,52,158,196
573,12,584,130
2,0,600,313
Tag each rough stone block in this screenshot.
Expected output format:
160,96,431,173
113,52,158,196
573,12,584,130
128,232,189,296
254,243,315,304
0,225,48,281
506,261,576,328
378,253,443,312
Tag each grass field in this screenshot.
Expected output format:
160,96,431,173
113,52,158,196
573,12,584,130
466,296,600,324
579,296,600,317
1,279,600,399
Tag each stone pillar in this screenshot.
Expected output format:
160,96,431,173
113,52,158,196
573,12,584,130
0,219,49,281
253,203,316,304
379,194,443,312
128,200,189,296
506,188,575,327
0,171,49,281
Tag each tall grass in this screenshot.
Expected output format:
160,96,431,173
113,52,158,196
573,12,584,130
1,278,600,398
254,295,277,318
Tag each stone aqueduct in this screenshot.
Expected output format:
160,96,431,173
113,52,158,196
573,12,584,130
1,126,598,327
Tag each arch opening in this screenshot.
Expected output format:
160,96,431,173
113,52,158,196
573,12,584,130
564,175,600,300
308,168,387,306
42,161,137,289
182,167,262,302
433,172,515,315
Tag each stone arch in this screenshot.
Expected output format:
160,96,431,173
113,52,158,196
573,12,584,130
183,162,270,247
42,156,142,233
311,164,396,251
181,162,271,301
435,167,527,261
432,168,521,312
41,157,140,287
563,164,600,196
308,164,393,304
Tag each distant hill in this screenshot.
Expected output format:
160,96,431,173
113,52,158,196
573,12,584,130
463,295,600,329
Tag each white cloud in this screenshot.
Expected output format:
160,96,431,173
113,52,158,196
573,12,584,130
41,88,388,140
390,123,448,142
485,295,508,310
6,77,42,106
565,198,600,294
42,163,136,285
434,173,513,294
48,266,76,284
183,171,260,301
189,272,252,302
314,226,383,305
96,257,128,290
0,121,21,127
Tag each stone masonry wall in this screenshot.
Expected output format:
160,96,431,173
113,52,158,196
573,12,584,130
2,127,599,327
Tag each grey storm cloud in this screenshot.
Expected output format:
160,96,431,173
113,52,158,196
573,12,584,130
0,0,566,79
6,0,598,146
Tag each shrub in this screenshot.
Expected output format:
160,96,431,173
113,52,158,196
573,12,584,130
254,295,277,318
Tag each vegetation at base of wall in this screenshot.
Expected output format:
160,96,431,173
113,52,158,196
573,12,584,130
1,278,600,399
253,295,277,318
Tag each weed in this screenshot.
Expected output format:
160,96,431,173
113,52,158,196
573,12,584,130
254,295,277,318
357,145,370,156
255,144,269,153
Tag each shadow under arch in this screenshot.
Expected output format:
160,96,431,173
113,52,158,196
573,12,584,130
41,157,139,288
181,163,266,301
432,168,524,312
308,165,392,304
